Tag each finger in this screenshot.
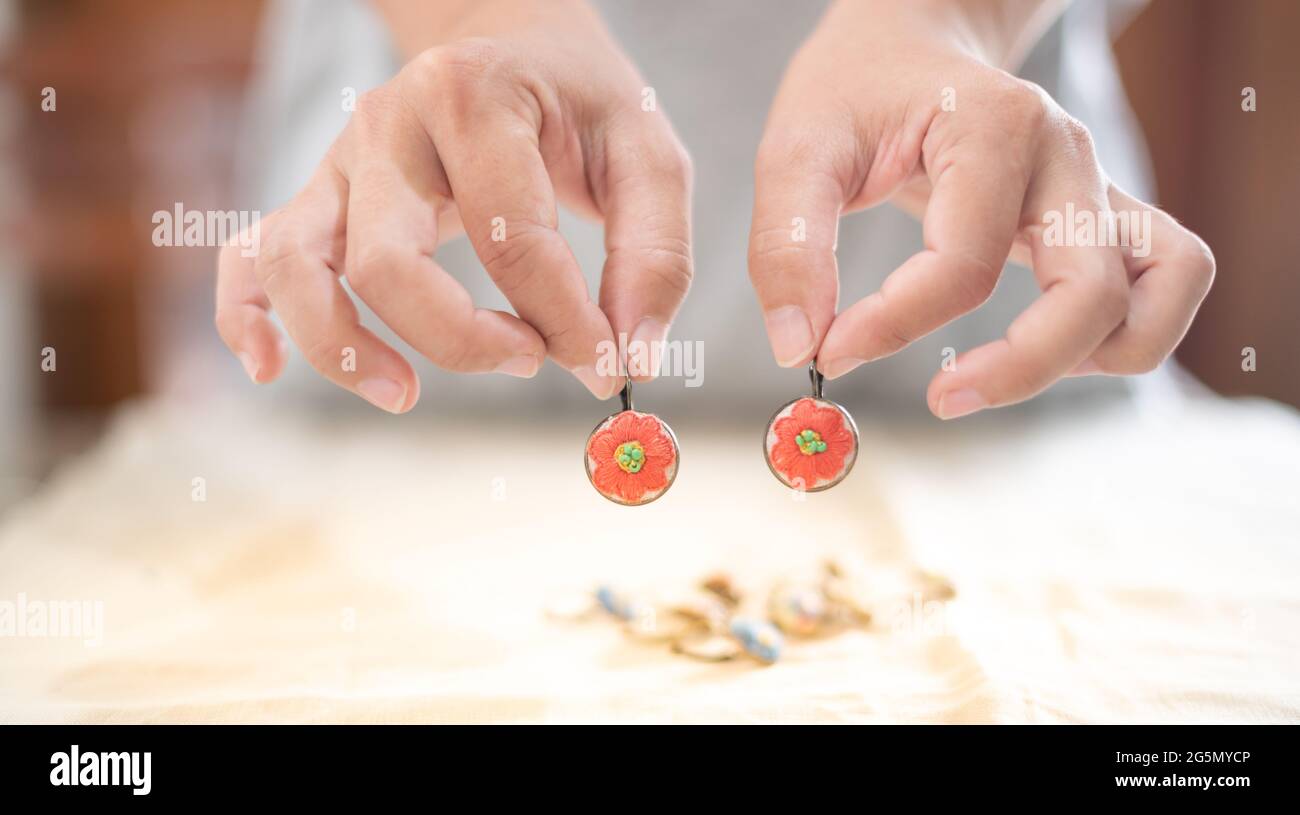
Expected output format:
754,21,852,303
215,213,289,383
1068,185,1215,376
411,49,621,399
444,125,619,398
926,176,1130,418
597,116,693,380
255,164,420,414
748,127,849,368
818,135,1029,379
338,89,546,377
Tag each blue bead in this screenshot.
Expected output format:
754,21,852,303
596,585,617,615
730,618,783,664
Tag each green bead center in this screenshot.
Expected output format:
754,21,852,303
796,428,827,456
615,441,646,473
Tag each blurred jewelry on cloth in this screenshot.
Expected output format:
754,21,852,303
544,562,957,668
762,362,859,492
585,379,679,506
673,618,784,664
769,562,874,637
728,618,784,664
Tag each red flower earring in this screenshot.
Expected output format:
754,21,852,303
585,380,679,506
763,363,858,492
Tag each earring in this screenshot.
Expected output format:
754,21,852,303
762,362,858,492
585,379,679,506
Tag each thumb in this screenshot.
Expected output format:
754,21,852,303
747,130,847,367
598,120,694,381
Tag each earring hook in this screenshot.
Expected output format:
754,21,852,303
809,361,824,399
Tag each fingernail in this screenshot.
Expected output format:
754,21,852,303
494,353,541,378
763,305,814,367
936,388,987,420
572,365,619,400
238,352,260,383
357,377,408,413
1070,359,1101,376
821,357,865,380
628,317,670,378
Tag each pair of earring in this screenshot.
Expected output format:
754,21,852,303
583,362,859,506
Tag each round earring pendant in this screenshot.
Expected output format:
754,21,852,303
585,384,679,506
763,364,859,492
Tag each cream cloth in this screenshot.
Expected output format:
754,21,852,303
1,394,1297,723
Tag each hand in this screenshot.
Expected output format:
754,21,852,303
748,0,1214,419
216,0,692,412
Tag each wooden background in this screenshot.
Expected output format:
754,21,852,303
1115,0,1300,407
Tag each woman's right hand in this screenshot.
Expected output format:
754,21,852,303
216,0,693,412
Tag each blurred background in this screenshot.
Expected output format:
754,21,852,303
1,0,1298,724
1,0,1297,497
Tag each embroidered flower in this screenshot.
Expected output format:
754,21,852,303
767,398,855,490
587,411,677,504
